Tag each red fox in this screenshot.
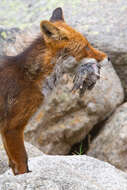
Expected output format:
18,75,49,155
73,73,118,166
0,7,107,175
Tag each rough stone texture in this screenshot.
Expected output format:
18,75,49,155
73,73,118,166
23,58,123,155
0,0,127,98
0,155,127,190
87,103,127,172
0,138,43,174
0,27,21,57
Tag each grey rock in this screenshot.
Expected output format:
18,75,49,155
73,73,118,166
0,155,127,190
24,58,124,155
87,103,127,172
0,27,20,56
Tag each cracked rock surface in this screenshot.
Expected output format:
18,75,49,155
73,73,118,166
1,154,127,190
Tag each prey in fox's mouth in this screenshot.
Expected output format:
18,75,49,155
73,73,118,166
72,58,101,96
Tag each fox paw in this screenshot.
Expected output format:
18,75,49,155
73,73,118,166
72,59,101,96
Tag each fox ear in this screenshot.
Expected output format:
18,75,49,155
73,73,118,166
50,7,64,22
40,20,68,41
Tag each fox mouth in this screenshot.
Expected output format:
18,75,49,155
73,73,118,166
43,56,108,97
72,57,105,96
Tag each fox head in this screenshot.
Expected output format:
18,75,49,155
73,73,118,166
40,7,107,62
